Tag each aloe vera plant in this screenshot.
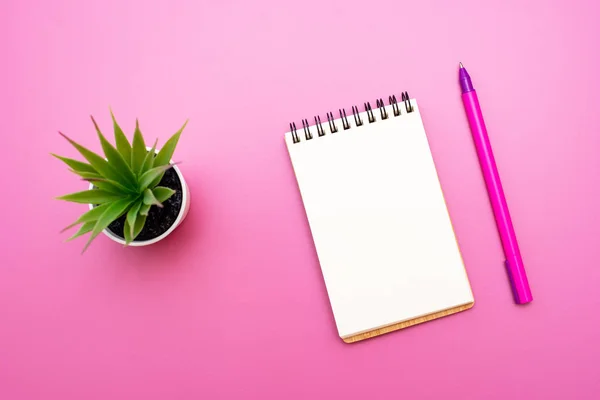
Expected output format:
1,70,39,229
53,111,187,252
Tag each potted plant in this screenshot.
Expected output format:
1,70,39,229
53,111,190,252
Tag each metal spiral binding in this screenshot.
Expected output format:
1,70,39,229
364,102,375,123
401,91,413,112
376,99,388,120
290,92,413,143
389,95,400,116
326,112,338,133
301,119,312,140
351,106,363,126
290,122,299,143
339,109,350,130
314,116,325,137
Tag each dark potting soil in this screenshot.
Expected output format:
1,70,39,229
107,167,183,241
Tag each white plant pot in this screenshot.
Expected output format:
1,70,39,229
88,162,190,247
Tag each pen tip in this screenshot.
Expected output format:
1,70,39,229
459,62,464,69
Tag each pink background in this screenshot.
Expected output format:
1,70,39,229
2,0,600,399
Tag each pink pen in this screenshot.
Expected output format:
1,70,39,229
459,62,533,304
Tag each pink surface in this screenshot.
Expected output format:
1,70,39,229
1,0,600,399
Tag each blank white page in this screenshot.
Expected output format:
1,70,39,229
285,99,473,339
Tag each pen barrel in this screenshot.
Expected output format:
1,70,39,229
462,91,533,304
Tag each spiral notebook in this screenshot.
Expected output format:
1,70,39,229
285,93,474,343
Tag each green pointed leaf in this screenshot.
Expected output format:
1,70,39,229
91,116,137,187
131,119,147,174
124,219,133,244
132,214,147,239
66,221,95,242
72,170,102,180
148,120,187,187
138,163,178,191
139,139,158,175
57,189,123,204
61,203,111,232
51,153,97,174
84,177,136,194
126,200,143,240
153,120,187,167
82,197,135,253
59,132,134,188
140,203,151,216
143,188,163,207
110,109,131,165
153,186,175,203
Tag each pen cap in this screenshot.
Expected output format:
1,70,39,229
505,255,533,304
